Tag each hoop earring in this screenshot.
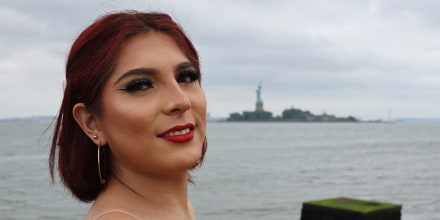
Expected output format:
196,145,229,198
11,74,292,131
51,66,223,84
200,136,208,165
97,142,106,185
203,136,208,150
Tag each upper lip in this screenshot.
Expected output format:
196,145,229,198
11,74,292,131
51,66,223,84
158,123,195,137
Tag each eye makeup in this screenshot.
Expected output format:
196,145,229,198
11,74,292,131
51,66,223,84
119,78,154,93
115,62,201,94
176,67,201,84
175,62,201,84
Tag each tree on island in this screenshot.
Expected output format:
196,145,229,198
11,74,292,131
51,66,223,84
228,111,273,122
281,107,358,122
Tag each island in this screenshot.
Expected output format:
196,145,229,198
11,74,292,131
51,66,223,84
227,83,359,122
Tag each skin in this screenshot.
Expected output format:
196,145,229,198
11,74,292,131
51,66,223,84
73,32,207,220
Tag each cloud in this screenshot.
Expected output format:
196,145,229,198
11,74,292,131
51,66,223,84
184,0,440,119
0,0,439,119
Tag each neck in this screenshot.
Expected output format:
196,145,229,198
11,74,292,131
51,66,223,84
102,168,194,219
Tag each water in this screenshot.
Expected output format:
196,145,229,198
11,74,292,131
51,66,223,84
1,120,439,219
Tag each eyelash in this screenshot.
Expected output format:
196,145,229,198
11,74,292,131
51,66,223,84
177,69,201,84
121,78,153,93
120,69,201,94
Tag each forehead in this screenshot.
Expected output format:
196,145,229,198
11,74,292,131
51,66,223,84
115,32,189,71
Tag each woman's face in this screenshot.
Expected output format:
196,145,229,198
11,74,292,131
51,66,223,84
98,32,206,177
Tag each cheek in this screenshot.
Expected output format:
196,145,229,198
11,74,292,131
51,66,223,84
194,91,207,137
194,90,207,117
100,93,157,138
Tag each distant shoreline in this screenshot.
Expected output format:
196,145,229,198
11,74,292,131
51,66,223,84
2,115,440,123
209,117,440,123
0,116,55,122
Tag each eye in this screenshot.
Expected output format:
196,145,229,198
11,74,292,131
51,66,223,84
120,78,154,93
177,68,201,84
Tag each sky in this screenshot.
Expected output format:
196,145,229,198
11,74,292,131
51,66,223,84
1,0,439,120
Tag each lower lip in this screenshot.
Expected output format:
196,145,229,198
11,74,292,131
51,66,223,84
160,129,194,143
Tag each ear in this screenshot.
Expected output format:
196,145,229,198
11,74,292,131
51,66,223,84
72,103,108,146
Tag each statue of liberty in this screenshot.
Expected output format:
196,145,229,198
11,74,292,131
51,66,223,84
255,82,263,111
256,82,262,104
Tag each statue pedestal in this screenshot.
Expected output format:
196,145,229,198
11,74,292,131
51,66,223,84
256,102,263,111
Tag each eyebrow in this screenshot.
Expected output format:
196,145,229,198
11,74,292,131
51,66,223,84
176,62,198,71
113,68,157,85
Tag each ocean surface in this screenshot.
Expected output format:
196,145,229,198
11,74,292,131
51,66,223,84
0,120,439,220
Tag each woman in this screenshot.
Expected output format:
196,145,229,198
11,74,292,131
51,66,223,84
49,11,207,220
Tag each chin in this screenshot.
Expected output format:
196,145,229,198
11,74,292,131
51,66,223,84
182,149,204,169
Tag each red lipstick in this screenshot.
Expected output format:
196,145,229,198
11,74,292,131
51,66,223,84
158,123,195,143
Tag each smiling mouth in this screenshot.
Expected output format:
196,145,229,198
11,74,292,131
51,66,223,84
158,123,195,143
162,127,192,137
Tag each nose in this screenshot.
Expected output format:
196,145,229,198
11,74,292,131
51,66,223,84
162,82,191,115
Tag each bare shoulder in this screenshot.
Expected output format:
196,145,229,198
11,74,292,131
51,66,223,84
92,210,141,220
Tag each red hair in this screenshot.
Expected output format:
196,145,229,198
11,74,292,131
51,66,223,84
49,11,204,202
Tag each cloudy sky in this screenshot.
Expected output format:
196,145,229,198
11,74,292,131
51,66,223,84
1,0,439,120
